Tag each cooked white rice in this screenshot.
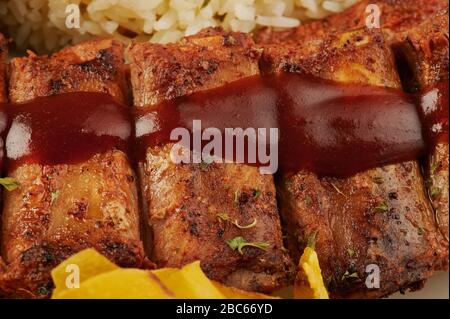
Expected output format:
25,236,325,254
0,0,360,53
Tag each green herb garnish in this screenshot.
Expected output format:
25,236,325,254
234,219,257,229
0,177,19,191
216,213,257,229
253,189,262,199
430,186,441,199
199,160,210,171
372,176,384,184
330,182,347,198
347,248,355,257
50,190,60,204
226,236,270,254
306,230,317,249
36,286,50,295
217,213,230,222
430,162,440,175
374,201,389,213
417,227,425,236
341,271,359,281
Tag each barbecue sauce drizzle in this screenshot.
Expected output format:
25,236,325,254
0,93,133,172
417,80,449,148
0,73,447,177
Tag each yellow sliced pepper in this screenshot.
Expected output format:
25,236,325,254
294,247,329,299
51,249,275,299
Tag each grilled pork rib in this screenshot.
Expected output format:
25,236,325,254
128,29,294,293
256,0,448,46
0,33,7,289
260,28,446,298
394,10,449,256
0,33,6,103
0,39,145,298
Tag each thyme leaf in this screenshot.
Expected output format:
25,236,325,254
430,162,440,175
372,176,384,184
341,271,359,281
0,177,19,191
347,248,355,258
216,213,230,222
50,190,60,204
330,182,347,198
306,230,317,249
226,236,270,254
430,186,441,199
253,189,262,199
216,213,257,229
417,227,425,236
199,160,211,171
234,218,257,229
374,201,389,213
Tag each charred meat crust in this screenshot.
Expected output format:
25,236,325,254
259,28,400,88
1,238,143,298
0,39,145,298
0,13,446,299
0,33,7,296
9,38,128,104
393,11,449,249
262,29,446,298
393,10,449,92
0,33,7,103
142,146,294,292
128,30,294,293
128,27,261,107
256,0,448,46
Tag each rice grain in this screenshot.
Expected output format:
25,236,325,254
0,0,360,52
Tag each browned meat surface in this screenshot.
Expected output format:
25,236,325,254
256,0,448,46
0,33,7,103
259,29,400,88
129,28,260,106
0,33,7,287
394,11,449,251
0,39,145,298
128,29,294,293
393,9,449,91
8,40,128,103
261,29,446,298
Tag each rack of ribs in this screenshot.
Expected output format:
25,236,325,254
0,3,447,298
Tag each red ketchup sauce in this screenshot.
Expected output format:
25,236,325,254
417,80,449,149
135,73,429,177
0,92,132,172
0,73,446,177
